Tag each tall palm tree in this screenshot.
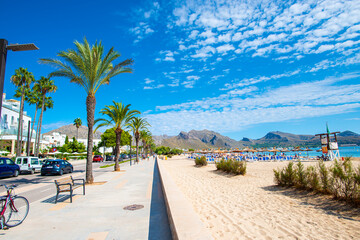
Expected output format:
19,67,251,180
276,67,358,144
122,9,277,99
25,89,41,153
33,77,57,156
140,130,152,155
40,38,133,183
128,117,150,163
94,101,139,171
73,118,82,139
34,96,54,154
11,68,34,156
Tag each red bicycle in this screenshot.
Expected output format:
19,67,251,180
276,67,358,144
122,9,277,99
0,184,29,229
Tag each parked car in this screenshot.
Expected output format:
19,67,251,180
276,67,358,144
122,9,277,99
105,155,114,161
0,158,20,178
93,155,104,162
41,159,73,176
15,156,42,174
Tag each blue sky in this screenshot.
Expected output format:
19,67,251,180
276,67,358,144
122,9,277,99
2,0,360,140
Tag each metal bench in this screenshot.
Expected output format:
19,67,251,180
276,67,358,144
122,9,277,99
54,176,85,203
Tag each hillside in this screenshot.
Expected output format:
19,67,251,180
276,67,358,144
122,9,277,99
43,124,102,139
161,130,244,149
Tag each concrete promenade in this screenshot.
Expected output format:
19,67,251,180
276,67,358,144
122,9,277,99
1,158,172,240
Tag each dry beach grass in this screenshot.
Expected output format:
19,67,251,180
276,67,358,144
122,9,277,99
161,156,360,240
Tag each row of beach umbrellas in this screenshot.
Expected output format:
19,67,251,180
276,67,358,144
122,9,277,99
192,147,314,153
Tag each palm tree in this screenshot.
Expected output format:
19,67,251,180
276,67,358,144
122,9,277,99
73,118,82,139
39,38,133,183
11,68,34,156
25,89,41,154
128,117,150,163
140,130,152,155
94,101,139,171
33,77,57,156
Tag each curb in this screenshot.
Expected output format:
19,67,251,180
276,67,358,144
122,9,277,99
157,159,213,240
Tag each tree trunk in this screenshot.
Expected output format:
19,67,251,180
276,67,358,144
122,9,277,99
34,113,40,156
135,136,139,163
30,106,38,155
86,95,96,184
35,95,45,157
114,129,122,171
16,93,25,156
77,127,79,140
129,135,132,162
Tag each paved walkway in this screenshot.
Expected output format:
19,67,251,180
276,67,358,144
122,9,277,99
1,158,172,240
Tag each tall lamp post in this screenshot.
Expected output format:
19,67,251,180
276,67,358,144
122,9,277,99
0,39,39,119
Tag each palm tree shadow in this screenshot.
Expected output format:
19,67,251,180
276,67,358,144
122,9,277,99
262,185,360,222
148,159,172,240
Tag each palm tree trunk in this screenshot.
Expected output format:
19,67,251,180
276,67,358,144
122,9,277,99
85,95,95,184
34,114,40,156
30,106,38,154
35,95,45,157
77,127,79,140
136,137,139,163
16,93,25,156
114,129,122,171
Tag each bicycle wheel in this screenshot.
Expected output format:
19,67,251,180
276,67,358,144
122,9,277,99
4,196,29,227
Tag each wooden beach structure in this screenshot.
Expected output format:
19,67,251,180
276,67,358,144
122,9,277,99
315,131,340,161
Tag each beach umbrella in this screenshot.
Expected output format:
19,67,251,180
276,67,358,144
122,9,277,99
232,148,243,153
280,148,290,152
304,147,313,158
269,148,280,153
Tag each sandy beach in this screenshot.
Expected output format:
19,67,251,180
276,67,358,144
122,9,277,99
161,156,360,240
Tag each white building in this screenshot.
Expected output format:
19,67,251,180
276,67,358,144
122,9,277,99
43,131,101,149
0,93,39,155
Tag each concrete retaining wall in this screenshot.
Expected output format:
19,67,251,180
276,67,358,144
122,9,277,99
157,159,213,240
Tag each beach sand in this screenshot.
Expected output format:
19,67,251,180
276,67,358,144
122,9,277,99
161,156,360,240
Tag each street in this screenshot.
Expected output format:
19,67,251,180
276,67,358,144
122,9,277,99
0,160,130,204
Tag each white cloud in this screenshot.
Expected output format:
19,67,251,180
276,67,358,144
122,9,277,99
147,73,360,135
217,44,235,54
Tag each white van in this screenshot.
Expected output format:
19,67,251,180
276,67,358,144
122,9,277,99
15,156,42,174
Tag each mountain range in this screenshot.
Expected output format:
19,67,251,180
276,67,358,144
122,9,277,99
154,130,360,149
44,125,360,149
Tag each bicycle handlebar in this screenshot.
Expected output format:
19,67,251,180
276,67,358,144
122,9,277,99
0,184,18,190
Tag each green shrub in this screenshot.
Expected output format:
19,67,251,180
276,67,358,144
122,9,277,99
216,158,246,175
232,160,247,175
305,166,321,191
295,161,306,188
274,157,360,204
216,158,225,170
318,160,330,193
195,156,207,166
281,162,296,186
273,169,281,185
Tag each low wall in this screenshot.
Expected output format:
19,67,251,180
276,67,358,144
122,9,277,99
156,159,213,240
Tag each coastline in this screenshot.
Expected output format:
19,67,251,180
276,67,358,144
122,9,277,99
161,156,360,240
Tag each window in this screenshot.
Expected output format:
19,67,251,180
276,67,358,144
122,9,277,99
6,159,14,165
11,116,14,125
22,158,28,164
0,159,5,165
31,158,38,164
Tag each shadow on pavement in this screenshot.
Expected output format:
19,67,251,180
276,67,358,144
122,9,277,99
41,194,74,204
148,159,172,240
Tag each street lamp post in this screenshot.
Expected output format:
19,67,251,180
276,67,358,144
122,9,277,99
0,39,39,120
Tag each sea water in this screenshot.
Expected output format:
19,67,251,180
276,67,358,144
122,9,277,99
298,146,360,158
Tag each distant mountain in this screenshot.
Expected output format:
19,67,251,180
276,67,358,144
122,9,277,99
338,130,359,137
160,129,244,149
154,130,360,149
43,124,102,139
